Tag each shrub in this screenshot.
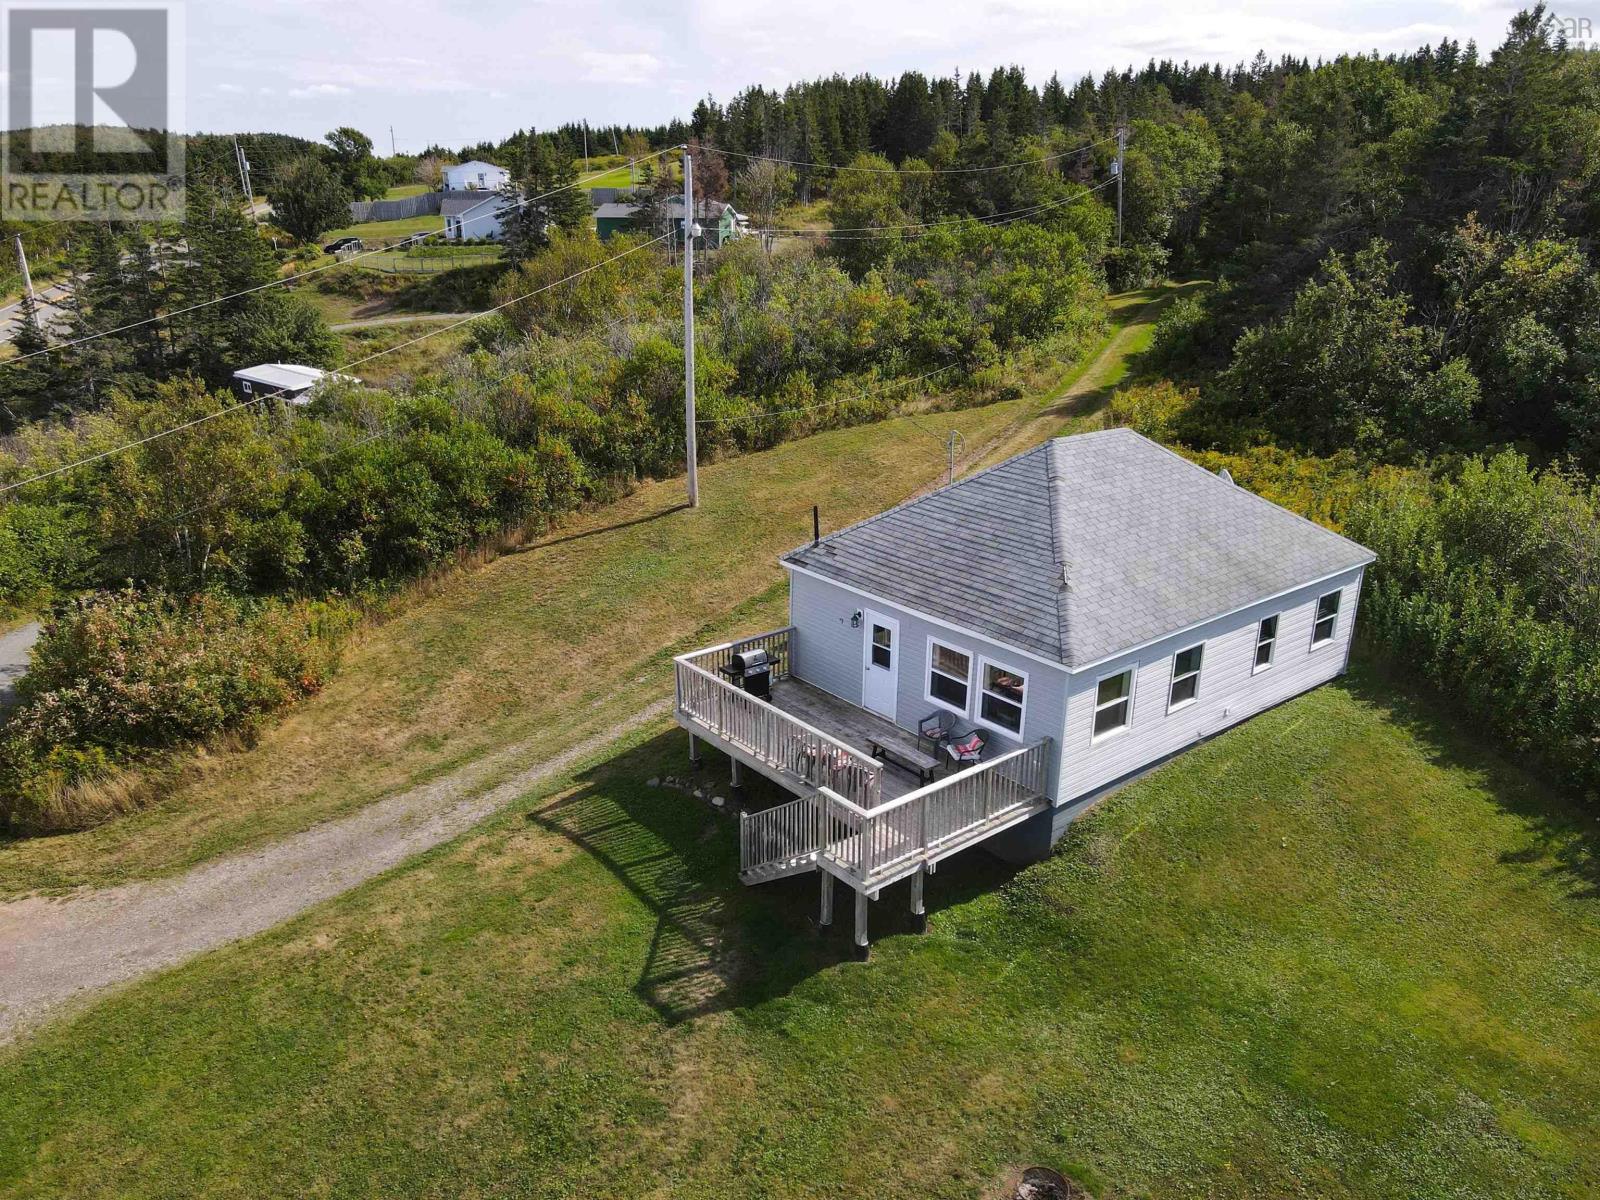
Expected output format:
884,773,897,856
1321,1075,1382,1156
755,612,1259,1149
1346,451,1600,802
0,589,354,832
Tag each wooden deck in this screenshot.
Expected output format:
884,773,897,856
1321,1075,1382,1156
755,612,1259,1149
767,678,929,801
677,628,1053,929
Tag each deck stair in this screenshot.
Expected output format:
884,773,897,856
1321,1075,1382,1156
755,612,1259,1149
739,796,822,884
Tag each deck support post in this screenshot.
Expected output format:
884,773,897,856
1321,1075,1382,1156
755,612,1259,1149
818,870,833,928
688,733,702,769
853,887,870,960
730,759,743,789
910,866,927,933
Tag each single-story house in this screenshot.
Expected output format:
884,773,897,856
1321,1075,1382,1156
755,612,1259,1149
442,159,510,192
595,196,748,246
673,428,1375,953
232,363,357,405
442,191,511,241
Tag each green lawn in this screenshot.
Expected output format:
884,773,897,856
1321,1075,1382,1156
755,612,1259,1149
2,661,1595,1198
319,212,446,244
582,164,636,189
384,183,428,200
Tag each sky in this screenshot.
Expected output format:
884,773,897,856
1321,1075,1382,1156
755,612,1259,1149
185,0,1535,149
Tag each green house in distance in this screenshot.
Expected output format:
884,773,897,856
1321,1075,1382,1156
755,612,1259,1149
593,193,748,247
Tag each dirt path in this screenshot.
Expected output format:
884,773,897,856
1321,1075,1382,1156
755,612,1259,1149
963,282,1192,474
330,312,475,332
0,697,670,1043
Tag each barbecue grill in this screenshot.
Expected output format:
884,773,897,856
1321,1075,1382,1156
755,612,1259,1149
719,647,772,700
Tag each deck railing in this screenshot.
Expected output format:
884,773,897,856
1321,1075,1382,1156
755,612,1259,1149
674,629,882,810
681,627,794,682
739,795,822,876
817,738,1052,887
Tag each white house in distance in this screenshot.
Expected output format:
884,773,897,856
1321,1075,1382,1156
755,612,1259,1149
441,159,510,192
231,363,356,405
442,191,510,241
673,428,1375,954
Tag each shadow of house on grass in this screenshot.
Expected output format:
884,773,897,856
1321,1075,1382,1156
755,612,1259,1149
527,728,1021,1024
1341,654,1600,902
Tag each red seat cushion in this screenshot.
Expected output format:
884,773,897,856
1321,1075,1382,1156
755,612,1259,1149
950,733,982,756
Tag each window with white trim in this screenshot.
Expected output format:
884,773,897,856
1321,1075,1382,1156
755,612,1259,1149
977,658,1027,734
926,639,971,713
1254,615,1278,671
1093,669,1134,739
1168,643,1203,710
1312,590,1341,646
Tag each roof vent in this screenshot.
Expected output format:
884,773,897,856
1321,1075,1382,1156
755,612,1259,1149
1217,467,1234,484
1057,562,1072,592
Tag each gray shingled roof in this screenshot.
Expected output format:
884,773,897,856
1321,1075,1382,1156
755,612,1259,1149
782,428,1375,669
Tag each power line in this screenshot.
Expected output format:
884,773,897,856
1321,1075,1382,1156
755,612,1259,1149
694,364,957,425
0,232,675,496
761,178,1118,239
0,146,680,372
703,133,1119,175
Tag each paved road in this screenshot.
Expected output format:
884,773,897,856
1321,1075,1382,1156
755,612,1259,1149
0,286,70,344
0,696,671,1043
0,621,41,706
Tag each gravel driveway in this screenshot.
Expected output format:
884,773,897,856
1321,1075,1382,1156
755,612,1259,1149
0,621,41,706
0,697,671,1043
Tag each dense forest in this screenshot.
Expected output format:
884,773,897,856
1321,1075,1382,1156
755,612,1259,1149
3,5,1598,828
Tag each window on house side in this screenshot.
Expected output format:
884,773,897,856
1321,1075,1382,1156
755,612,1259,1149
1312,590,1341,646
1169,643,1203,710
978,660,1026,734
1093,669,1133,739
1254,615,1278,671
927,641,970,712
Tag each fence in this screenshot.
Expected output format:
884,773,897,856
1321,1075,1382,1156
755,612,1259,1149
346,192,443,224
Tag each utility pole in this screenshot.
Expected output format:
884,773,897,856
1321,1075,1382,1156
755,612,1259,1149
233,137,254,213
582,121,590,171
682,145,699,507
390,125,397,156
1114,125,1126,247
13,235,34,303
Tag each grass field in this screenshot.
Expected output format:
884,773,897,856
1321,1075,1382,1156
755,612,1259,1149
1,661,1595,1198
320,212,446,244
335,320,475,386
0,288,1155,898
582,164,636,189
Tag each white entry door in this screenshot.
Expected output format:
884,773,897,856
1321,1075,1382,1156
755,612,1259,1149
861,611,899,721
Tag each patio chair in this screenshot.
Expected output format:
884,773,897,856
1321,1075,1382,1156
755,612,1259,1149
944,727,987,772
917,710,958,756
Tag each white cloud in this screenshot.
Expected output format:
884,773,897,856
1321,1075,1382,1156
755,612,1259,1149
579,51,665,84
288,82,353,99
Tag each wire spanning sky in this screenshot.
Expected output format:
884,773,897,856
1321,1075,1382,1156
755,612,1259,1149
178,1,1532,144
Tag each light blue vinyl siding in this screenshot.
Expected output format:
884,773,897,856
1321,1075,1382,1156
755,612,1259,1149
786,566,1070,801
1058,566,1366,803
